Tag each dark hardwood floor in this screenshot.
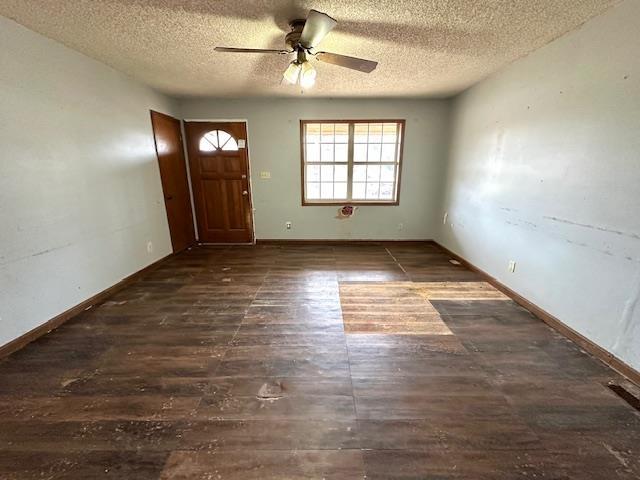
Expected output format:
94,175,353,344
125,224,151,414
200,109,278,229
0,243,638,479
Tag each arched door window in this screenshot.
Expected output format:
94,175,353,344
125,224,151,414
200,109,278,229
199,130,239,152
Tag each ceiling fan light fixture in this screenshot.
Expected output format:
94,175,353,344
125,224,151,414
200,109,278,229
217,9,378,88
283,61,302,84
299,61,316,88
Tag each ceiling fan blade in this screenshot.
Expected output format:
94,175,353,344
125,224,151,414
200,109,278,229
315,52,378,73
215,47,289,54
299,10,337,48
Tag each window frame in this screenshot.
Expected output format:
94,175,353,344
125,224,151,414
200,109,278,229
300,119,406,206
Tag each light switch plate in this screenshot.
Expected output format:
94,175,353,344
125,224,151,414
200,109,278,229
260,171,271,179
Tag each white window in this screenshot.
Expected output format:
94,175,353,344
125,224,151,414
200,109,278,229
301,120,404,205
199,130,239,152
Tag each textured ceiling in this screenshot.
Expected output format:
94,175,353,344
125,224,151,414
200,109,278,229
0,0,617,98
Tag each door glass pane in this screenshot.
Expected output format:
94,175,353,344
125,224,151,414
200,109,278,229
200,136,216,152
221,137,239,151
199,130,238,152
218,130,231,147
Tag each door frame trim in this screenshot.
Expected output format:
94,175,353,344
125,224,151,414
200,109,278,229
182,119,256,244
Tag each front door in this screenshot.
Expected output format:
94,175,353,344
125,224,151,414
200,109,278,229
184,121,254,243
150,110,196,252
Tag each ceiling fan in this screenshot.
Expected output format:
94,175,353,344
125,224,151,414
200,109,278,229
214,10,378,88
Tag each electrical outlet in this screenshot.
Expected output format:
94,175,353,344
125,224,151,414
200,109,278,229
260,171,271,179
285,221,292,230
398,223,404,231
508,260,516,273
146,241,153,253
443,212,448,224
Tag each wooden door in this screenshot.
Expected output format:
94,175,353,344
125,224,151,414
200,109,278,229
150,111,196,252
184,121,254,243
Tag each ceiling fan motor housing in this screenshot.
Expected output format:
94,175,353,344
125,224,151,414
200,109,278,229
285,19,306,50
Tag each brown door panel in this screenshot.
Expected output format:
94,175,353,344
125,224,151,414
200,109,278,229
202,180,225,231
184,121,254,243
225,180,246,230
150,111,196,253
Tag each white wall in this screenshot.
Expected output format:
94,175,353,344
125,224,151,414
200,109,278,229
0,18,175,347
438,0,640,371
179,98,450,240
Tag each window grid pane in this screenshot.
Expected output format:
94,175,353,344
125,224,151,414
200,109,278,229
321,124,334,143
304,121,402,203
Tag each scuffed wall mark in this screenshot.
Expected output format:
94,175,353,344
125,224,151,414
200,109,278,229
0,242,74,267
498,211,538,232
502,214,636,261
543,216,640,240
612,266,640,356
565,239,588,247
504,218,537,230
31,243,73,257
564,239,630,260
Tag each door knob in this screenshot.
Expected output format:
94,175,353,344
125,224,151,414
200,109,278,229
242,190,248,196
165,195,173,200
